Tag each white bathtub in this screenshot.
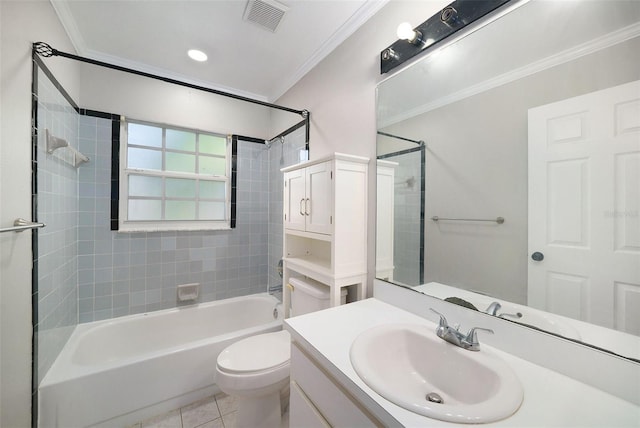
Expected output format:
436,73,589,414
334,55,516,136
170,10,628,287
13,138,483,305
39,293,283,428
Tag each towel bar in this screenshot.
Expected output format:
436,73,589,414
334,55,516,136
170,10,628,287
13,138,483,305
431,216,505,224
0,218,46,234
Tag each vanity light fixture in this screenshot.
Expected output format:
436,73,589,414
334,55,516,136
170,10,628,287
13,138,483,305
396,23,437,48
187,49,208,62
381,0,512,74
396,22,423,45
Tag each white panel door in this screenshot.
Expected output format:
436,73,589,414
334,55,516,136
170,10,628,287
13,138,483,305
305,161,333,235
284,169,306,232
528,80,640,332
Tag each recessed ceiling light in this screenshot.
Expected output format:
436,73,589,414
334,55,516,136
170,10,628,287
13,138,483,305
187,49,208,62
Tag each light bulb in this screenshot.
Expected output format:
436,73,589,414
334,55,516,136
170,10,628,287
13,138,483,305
396,22,416,41
187,49,208,62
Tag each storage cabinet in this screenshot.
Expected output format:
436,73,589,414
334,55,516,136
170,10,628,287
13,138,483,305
282,153,369,317
284,161,332,235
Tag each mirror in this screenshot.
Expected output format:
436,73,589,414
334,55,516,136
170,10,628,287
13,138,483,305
376,0,640,360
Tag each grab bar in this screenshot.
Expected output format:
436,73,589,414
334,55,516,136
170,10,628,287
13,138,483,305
431,216,505,224
0,218,46,234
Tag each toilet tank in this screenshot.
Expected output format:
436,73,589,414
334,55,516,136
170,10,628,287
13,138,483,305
289,277,347,317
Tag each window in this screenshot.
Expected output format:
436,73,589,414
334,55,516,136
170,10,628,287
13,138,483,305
118,119,232,231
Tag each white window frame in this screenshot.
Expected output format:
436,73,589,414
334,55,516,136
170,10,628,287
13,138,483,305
118,117,232,232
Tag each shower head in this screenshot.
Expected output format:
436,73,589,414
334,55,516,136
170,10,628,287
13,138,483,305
265,136,285,149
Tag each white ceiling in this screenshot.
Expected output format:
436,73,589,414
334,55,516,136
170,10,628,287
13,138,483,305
51,0,388,102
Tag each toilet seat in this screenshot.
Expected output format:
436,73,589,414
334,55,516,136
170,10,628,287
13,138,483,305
215,330,291,394
217,330,291,374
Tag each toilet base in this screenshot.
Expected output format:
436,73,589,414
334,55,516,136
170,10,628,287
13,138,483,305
236,391,285,428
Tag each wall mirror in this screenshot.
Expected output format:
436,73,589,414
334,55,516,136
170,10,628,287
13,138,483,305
376,0,640,361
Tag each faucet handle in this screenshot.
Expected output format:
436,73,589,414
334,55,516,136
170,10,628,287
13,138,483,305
429,308,449,329
464,327,494,350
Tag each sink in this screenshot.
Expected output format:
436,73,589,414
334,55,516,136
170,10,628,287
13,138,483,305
505,307,582,340
350,323,523,424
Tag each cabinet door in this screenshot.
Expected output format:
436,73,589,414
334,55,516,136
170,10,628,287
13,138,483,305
284,169,307,232
306,162,333,235
290,381,331,428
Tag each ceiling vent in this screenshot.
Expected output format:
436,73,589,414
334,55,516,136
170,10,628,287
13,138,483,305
243,0,288,33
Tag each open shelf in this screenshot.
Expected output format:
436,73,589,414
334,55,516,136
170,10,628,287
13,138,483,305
285,229,332,242
284,257,333,286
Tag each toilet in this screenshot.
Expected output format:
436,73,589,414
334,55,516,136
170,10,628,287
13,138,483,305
215,277,347,428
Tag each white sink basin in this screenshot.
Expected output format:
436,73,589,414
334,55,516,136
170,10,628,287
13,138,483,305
350,323,523,424
502,307,582,340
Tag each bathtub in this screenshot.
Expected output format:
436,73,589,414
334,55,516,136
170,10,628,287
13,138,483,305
39,293,283,428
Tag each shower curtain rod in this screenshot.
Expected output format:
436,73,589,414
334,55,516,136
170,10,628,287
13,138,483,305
271,118,308,144
32,42,307,117
377,131,424,145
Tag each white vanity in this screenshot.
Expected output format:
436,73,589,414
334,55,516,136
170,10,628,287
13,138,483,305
284,282,640,427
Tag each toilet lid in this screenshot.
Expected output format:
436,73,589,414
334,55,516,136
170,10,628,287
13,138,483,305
217,330,291,373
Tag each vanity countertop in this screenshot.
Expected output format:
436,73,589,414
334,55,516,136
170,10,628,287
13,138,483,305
284,298,640,427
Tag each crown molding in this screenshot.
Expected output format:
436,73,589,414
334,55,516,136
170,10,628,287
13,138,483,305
270,0,390,102
379,21,640,129
50,0,87,55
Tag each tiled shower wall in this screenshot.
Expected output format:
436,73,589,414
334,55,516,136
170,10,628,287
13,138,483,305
76,116,273,322
392,150,423,285
35,68,80,383
267,127,308,291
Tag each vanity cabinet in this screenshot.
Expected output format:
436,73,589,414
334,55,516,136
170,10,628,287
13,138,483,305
282,153,369,317
290,343,381,427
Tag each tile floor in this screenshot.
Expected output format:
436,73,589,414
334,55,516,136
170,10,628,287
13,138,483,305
131,393,290,428
130,394,238,428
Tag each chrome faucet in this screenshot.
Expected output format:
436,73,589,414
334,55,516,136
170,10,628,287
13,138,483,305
485,301,502,316
485,302,523,320
430,308,493,351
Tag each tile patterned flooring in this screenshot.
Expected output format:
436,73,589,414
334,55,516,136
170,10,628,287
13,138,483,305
130,394,238,428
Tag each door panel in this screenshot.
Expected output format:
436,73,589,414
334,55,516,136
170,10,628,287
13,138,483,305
546,158,590,247
614,152,640,252
528,80,640,332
